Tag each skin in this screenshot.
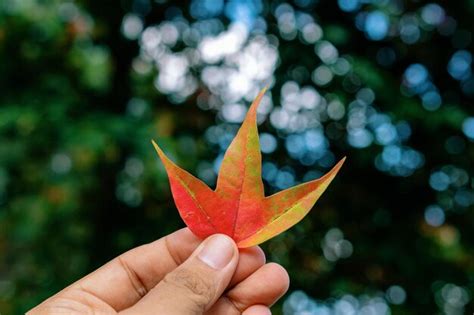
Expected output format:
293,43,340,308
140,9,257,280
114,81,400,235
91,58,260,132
28,228,290,315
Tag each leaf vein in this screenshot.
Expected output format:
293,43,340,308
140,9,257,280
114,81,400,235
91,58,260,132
240,189,316,243
231,129,250,238
174,174,217,232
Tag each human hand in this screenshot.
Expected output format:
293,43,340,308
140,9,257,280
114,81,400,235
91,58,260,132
28,228,289,314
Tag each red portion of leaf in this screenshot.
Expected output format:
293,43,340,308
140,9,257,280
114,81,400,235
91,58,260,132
152,143,228,237
215,88,267,242
153,88,345,247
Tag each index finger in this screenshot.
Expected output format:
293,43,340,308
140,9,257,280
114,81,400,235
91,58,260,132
38,228,265,311
72,228,201,310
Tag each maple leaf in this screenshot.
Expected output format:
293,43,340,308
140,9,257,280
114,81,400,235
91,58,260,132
152,88,345,248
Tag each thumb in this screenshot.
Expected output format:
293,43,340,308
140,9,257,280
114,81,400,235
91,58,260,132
120,234,239,315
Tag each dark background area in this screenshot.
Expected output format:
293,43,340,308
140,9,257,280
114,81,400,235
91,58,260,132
1,0,474,314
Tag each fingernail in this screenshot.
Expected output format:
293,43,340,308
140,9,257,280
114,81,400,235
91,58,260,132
198,234,235,269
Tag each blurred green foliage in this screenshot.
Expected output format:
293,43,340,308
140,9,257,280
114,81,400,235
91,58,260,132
1,0,474,314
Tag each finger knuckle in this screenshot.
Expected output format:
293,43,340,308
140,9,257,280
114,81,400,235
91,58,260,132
163,268,214,311
117,256,148,298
